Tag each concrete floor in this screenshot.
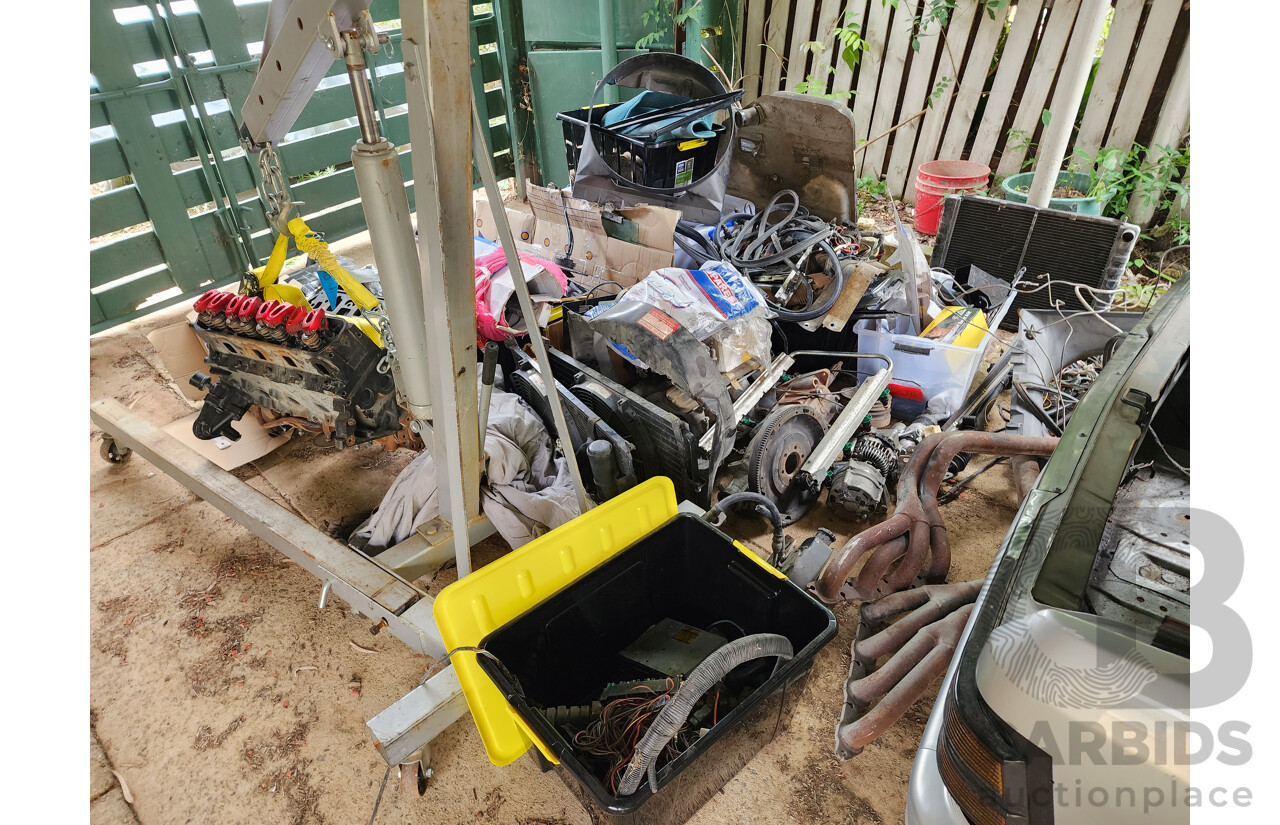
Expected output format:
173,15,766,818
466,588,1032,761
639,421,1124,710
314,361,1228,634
89,232,1024,825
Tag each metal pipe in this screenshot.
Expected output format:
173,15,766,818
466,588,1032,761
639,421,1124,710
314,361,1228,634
837,604,973,755
1026,0,1112,207
798,366,892,483
470,87,593,513
343,34,380,145
815,432,1060,603
598,0,618,104
1011,453,1043,501
853,579,983,664
917,432,1059,584
477,342,499,454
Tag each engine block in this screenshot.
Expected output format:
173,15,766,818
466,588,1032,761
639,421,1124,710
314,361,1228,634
188,290,401,447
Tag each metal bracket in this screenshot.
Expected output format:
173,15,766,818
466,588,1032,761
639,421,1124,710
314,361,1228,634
317,12,344,57
372,516,495,584
355,9,389,55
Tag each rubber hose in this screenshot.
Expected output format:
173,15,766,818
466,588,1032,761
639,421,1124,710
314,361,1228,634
674,220,719,267
615,633,794,796
713,190,845,322
704,492,787,564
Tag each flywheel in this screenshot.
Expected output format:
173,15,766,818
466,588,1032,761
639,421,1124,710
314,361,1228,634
746,404,827,524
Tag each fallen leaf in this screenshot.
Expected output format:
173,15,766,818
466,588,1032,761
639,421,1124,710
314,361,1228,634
348,640,378,654
112,770,134,804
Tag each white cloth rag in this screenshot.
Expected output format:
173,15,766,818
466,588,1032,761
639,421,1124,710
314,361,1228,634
353,386,581,552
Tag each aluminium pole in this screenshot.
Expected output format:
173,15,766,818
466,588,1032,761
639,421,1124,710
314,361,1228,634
1026,0,1111,209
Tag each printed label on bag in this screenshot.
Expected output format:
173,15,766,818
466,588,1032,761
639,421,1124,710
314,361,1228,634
638,308,680,340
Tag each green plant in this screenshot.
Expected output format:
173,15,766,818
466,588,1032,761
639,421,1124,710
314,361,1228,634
1005,128,1037,171
788,10,867,99
637,0,698,49
857,174,889,200
928,75,953,108
794,67,854,100
637,0,670,49
1069,140,1190,225
1076,145,1126,200
832,18,868,71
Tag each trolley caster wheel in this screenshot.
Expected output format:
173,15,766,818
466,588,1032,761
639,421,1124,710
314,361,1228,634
99,436,132,465
398,760,429,796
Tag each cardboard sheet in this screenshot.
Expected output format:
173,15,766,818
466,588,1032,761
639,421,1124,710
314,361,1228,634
150,313,292,469
162,412,291,471
473,189,537,245
147,319,210,402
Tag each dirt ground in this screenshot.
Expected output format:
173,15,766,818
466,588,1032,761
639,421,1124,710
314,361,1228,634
89,233,1023,825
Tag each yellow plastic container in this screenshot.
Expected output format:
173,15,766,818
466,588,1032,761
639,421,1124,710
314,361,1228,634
920,305,988,349
434,478,680,766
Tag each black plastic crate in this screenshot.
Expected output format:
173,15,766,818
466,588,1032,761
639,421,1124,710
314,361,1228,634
478,513,836,825
558,103,725,190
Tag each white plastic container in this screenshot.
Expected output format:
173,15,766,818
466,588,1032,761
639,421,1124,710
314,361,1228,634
856,288,1016,419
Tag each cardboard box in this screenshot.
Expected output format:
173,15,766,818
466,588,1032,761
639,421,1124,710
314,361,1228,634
526,183,677,287
473,188,537,245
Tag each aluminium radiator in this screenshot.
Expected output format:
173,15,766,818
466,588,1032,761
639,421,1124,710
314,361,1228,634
931,194,1140,329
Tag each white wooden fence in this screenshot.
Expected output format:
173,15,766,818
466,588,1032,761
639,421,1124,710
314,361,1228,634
739,0,1189,223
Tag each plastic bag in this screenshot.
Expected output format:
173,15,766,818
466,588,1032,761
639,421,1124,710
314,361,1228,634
616,263,767,336
586,262,772,370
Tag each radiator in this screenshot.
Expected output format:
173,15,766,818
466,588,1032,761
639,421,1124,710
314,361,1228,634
931,194,1139,329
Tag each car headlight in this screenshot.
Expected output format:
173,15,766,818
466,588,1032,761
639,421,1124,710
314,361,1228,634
936,536,1055,825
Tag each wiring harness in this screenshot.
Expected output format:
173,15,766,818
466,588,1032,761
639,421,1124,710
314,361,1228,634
571,679,695,794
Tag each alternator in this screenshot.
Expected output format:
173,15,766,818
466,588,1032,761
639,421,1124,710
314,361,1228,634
829,434,896,520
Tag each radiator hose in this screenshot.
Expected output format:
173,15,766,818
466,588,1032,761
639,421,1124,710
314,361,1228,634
703,492,787,566
615,633,794,796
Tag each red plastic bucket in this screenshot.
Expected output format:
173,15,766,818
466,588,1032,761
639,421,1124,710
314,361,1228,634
913,160,991,235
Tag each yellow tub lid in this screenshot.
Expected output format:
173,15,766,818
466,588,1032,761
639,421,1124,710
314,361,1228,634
434,477,679,766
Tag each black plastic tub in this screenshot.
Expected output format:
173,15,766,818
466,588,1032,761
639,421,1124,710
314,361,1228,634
478,513,837,825
557,103,725,190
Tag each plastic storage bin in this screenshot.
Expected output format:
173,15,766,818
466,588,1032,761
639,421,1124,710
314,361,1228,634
476,511,836,825
558,103,725,189
857,285,1016,419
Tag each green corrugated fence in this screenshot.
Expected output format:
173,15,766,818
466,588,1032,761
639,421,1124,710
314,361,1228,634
89,0,525,333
